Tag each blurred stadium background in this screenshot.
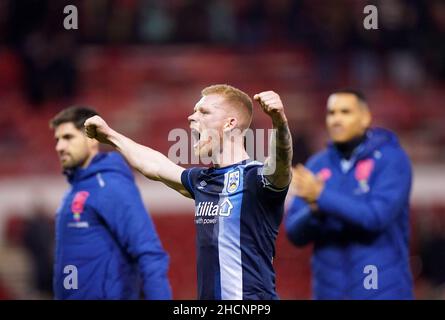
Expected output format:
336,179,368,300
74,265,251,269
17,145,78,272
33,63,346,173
0,0,444,299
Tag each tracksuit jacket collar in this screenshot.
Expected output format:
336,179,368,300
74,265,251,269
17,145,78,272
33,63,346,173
328,127,400,165
63,152,132,185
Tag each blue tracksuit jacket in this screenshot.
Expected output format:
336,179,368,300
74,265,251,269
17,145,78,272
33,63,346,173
54,152,171,299
285,128,413,299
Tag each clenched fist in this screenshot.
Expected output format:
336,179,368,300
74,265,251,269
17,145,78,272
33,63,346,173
254,91,287,123
84,115,113,145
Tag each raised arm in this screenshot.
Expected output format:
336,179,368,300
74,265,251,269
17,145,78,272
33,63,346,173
254,91,293,189
84,115,191,198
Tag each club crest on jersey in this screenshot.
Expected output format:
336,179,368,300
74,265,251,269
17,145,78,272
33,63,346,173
71,191,89,221
227,170,240,193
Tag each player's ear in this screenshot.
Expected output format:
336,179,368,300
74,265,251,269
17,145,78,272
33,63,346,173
361,108,372,128
86,134,100,149
223,117,237,132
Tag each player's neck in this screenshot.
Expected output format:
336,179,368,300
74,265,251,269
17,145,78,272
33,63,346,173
81,149,99,169
212,143,249,168
334,133,366,160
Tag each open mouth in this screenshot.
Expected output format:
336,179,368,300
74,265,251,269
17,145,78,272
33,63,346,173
191,128,201,148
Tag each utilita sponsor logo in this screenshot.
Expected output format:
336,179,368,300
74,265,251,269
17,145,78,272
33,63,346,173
195,200,233,217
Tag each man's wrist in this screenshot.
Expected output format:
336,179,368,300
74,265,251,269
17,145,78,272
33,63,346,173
107,128,120,147
315,182,324,201
271,112,288,127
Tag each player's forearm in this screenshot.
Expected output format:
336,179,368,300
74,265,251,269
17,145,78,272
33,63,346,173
107,129,164,181
285,203,319,246
264,116,293,188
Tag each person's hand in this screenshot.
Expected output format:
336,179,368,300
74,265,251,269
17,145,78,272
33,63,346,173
291,164,324,204
84,115,113,145
254,91,287,124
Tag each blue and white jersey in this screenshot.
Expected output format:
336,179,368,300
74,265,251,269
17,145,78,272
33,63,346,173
181,159,288,300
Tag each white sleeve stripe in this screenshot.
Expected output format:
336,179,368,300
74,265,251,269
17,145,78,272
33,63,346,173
261,174,288,192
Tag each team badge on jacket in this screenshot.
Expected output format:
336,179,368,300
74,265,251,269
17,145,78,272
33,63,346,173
227,170,240,193
355,159,375,193
71,191,90,221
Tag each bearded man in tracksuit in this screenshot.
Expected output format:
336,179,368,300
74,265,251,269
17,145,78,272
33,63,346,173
285,89,413,299
50,106,171,299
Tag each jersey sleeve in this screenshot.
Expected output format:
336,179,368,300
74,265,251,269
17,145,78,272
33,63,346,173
248,165,289,202
180,167,201,200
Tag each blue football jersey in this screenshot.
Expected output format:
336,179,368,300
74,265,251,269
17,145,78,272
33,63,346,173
181,159,288,300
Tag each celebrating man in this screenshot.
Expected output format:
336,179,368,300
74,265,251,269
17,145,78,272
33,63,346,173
85,85,293,300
